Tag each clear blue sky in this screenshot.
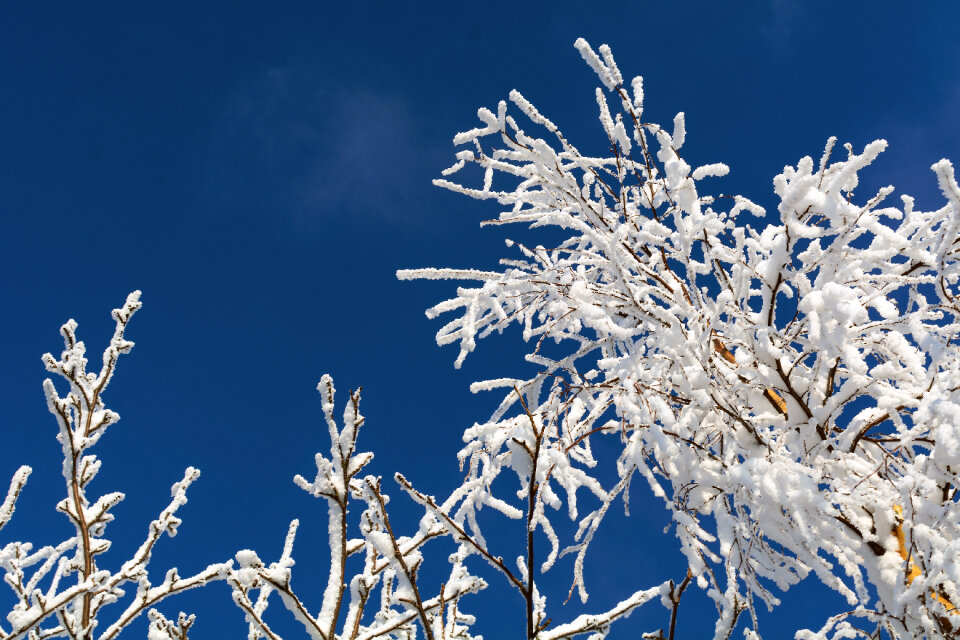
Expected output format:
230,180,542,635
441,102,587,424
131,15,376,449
1,3,959,637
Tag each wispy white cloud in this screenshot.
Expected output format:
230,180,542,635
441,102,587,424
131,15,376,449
206,66,440,227
761,0,801,47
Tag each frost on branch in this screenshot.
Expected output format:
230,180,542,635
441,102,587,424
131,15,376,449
401,38,960,639
0,293,229,640
226,377,486,640
146,610,194,640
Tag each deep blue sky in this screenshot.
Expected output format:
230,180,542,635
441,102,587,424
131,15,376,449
1,3,959,638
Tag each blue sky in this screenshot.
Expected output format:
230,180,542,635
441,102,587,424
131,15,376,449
1,3,959,637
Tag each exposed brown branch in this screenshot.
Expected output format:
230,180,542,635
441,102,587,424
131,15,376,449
668,570,693,640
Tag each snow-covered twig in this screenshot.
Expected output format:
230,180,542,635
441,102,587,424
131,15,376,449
1,293,229,640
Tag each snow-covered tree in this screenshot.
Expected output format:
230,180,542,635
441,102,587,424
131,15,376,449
393,38,960,639
0,292,230,640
